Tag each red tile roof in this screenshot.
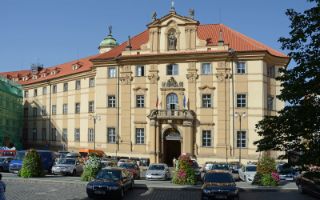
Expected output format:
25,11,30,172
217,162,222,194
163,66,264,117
0,24,287,86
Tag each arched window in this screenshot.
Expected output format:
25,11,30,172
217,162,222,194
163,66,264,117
166,93,178,110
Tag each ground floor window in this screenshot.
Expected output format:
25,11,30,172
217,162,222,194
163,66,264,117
236,131,247,148
107,128,116,143
88,128,94,142
135,128,145,144
74,128,80,142
202,130,212,147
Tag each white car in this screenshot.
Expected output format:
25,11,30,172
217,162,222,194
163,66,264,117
145,163,170,180
238,164,257,183
52,158,83,176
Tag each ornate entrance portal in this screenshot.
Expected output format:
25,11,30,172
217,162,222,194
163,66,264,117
163,129,181,166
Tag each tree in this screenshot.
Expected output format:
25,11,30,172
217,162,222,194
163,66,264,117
20,149,44,178
254,0,320,166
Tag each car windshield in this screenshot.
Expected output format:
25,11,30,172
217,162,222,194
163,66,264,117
149,165,165,170
278,165,294,173
0,158,6,163
210,164,229,170
204,173,234,183
15,151,25,160
119,163,135,169
58,159,75,165
246,166,257,172
96,169,121,180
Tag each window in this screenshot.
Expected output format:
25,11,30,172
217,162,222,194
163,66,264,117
88,101,94,113
32,128,37,141
166,93,178,110
107,128,116,143
237,131,246,148
202,130,212,147
75,103,80,114
108,67,117,78
33,107,37,117
63,83,68,92
88,128,94,142
236,62,246,74
52,85,57,93
62,129,68,142
42,87,47,95
236,94,247,108
63,104,68,115
167,64,178,75
74,128,80,142
24,90,29,98
34,89,38,97
201,63,212,74
202,94,212,108
52,105,57,115
75,80,81,90
41,128,46,141
51,128,57,141
267,95,274,111
136,65,145,77
108,96,116,108
89,78,95,88
267,65,276,78
41,106,47,116
136,128,145,144
136,95,144,108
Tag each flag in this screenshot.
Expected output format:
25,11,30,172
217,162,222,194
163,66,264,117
156,96,159,109
183,95,186,109
187,98,190,110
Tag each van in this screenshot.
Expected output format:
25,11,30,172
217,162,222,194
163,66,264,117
9,150,56,173
79,149,105,158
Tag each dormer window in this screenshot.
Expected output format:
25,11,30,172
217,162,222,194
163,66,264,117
72,64,80,70
41,73,47,78
22,76,28,81
50,70,57,75
32,75,38,80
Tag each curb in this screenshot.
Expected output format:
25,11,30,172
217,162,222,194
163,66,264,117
3,177,88,185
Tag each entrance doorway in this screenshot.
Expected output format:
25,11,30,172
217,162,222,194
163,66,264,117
163,129,181,167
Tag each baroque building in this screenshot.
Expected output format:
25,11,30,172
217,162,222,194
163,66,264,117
0,9,289,165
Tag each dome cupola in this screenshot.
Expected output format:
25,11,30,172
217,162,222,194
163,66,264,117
98,26,118,53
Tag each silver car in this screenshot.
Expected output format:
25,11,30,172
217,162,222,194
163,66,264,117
52,158,83,176
146,163,170,180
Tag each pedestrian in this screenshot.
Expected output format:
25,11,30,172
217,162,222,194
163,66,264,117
173,157,176,168
0,174,6,200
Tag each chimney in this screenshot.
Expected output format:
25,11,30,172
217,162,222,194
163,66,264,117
218,29,224,46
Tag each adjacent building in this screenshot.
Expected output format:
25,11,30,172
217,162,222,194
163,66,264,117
0,9,289,165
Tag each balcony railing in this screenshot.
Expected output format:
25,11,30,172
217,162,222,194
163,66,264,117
148,109,195,120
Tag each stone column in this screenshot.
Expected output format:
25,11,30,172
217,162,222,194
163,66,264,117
182,120,194,156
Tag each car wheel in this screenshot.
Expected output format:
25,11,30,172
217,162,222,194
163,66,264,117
297,184,305,194
72,170,77,176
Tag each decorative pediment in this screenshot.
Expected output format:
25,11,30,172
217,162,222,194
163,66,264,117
147,12,199,28
198,85,216,90
133,87,148,92
162,77,183,88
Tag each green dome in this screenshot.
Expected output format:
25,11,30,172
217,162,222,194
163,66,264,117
99,34,118,48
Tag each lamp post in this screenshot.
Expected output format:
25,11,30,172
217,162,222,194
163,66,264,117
228,48,236,158
235,112,246,164
89,113,101,150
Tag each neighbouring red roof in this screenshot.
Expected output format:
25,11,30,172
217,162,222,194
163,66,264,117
0,24,287,86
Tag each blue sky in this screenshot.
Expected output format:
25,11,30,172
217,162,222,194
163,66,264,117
0,0,312,72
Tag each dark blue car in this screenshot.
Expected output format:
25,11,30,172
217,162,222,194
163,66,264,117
9,150,56,173
0,156,14,172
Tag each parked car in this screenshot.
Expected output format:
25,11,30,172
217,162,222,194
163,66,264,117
101,160,117,168
117,159,131,167
86,167,134,199
201,162,230,179
201,170,239,200
277,163,298,181
145,163,170,180
119,163,140,179
9,150,56,173
0,156,14,172
191,160,201,180
52,158,83,176
296,171,320,198
238,164,257,183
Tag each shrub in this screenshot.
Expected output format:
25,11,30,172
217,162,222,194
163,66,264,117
261,173,278,186
257,155,276,174
20,149,44,178
255,155,279,186
172,155,196,185
252,172,263,185
81,154,102,181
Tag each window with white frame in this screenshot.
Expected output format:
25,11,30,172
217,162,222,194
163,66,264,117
236,94,247,108
88,101,94,113
136,65,145,77
89,78,95,88
52,105,56,115
63,82,68,92
202,94,212,108
107,128,116,143
108,67,117,78
201,63,212,74
74,128,80,142
202,130,212,147
236,62,246,74
62,128,67,142
136,95,144,108
236,131,246,148
166,64,178,75
42,87,47,95
75,103,80,114
267,65,276,78
52,85,57,93
75,80,81,90
88,128,94,142
136,128,145,144
108,96,116,108
63,104,68,115
51,128,57,141
267,95,274,111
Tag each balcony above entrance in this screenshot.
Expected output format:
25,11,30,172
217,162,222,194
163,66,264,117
148,109,195,121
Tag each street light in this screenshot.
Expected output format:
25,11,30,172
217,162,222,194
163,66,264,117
89,113,101,150
235,112,246,164
228,48,236,158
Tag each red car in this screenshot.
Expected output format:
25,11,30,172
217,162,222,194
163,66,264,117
119,163,140,179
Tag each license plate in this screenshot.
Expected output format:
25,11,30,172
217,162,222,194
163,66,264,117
94,191,106,195
215,195,227,199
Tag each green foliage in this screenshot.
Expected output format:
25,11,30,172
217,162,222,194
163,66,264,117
252,172,262,185
20,149,44,178
253,155,279,186
172,155,196,185
261,174,278,186
257,155,276,174
81,154,102,181
254,0,320,166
